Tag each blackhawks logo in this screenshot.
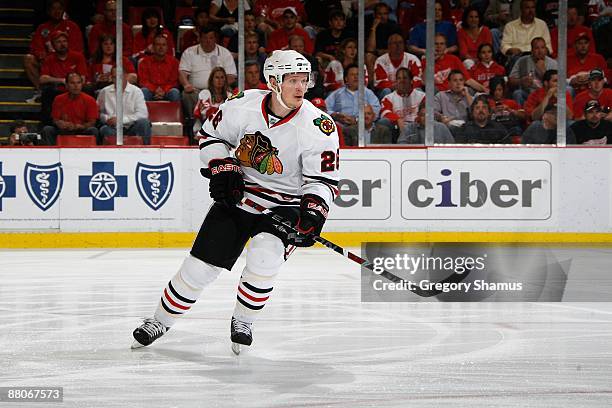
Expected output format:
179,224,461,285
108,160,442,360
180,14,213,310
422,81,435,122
227,91,244,100
235,131,283,175
313,114,335,135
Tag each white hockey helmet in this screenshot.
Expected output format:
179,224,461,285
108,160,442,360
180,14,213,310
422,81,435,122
263,49,313,89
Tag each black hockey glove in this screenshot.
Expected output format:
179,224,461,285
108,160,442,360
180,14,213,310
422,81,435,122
287,194,329,247
207,158,245,207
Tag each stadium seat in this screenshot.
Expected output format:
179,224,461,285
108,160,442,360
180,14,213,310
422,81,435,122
151,135,189,146
175,6,196,25
103,135,144,145
57,135,97,147
128,6,164,26
146,101,182,122
147,101,183,136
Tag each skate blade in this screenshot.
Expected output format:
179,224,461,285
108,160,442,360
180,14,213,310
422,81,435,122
131,340,146,349
231,342,242,355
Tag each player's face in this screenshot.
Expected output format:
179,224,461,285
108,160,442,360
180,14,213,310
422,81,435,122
478,45,493,63
280,73,309,107
153,38,167,56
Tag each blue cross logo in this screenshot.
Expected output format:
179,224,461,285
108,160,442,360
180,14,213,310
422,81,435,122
0,162,17,211
79,162,128,211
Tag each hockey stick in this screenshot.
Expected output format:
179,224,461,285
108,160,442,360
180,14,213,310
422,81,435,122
240,197,472,298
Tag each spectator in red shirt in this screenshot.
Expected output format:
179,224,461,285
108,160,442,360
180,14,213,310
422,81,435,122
573,68,612,121
41,72,99,145
469,43,506,91
243,61,268,90
254,0,308,33
88,35,136,93
488,75,526,137
266,7,314,55
422,33,486,93
457,6,493,69
138,35,180,102
524,69,573,122
380,67,425,135
550,5,595,58
88,0,133,57
567,33,608,95
132,8,176,62
373,33,422,98
24,0,83,103
180,7,210,52
39,30,88,126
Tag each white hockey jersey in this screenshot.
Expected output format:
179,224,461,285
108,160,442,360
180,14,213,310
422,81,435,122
199,89,340,212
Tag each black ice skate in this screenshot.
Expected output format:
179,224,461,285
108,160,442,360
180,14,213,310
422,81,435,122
131,318,168,349
230,317,252,355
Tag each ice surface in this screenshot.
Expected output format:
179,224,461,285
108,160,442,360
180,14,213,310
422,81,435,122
1,248,611,407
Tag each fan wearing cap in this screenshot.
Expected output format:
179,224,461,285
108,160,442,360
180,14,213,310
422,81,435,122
550,4,595,58
266,7,314,55
522,103,577,144
573,68,612,121
570,100,612,144
567,32,608,94
130,50,340,353
24,0,83,103
39,30,88,126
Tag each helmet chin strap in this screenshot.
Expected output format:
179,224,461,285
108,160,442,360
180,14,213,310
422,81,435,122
272,81,296,111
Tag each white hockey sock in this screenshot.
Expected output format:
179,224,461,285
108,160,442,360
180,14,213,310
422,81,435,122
154,255,222,328
232,233,284,324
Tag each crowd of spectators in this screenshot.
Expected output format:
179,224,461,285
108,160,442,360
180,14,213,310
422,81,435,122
11,0,612,146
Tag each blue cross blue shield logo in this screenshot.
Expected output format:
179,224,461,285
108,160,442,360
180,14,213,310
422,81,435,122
24,162,63,211
79,162,128,211
0,162,17,211
135,162,174,210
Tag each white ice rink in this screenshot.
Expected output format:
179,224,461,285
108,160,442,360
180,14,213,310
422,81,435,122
1,248,611,407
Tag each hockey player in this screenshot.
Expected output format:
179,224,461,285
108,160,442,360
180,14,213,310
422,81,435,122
131,50,340,354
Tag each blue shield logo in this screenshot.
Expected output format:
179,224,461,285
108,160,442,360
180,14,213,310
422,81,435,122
24,162,63,211
135,162,174,210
